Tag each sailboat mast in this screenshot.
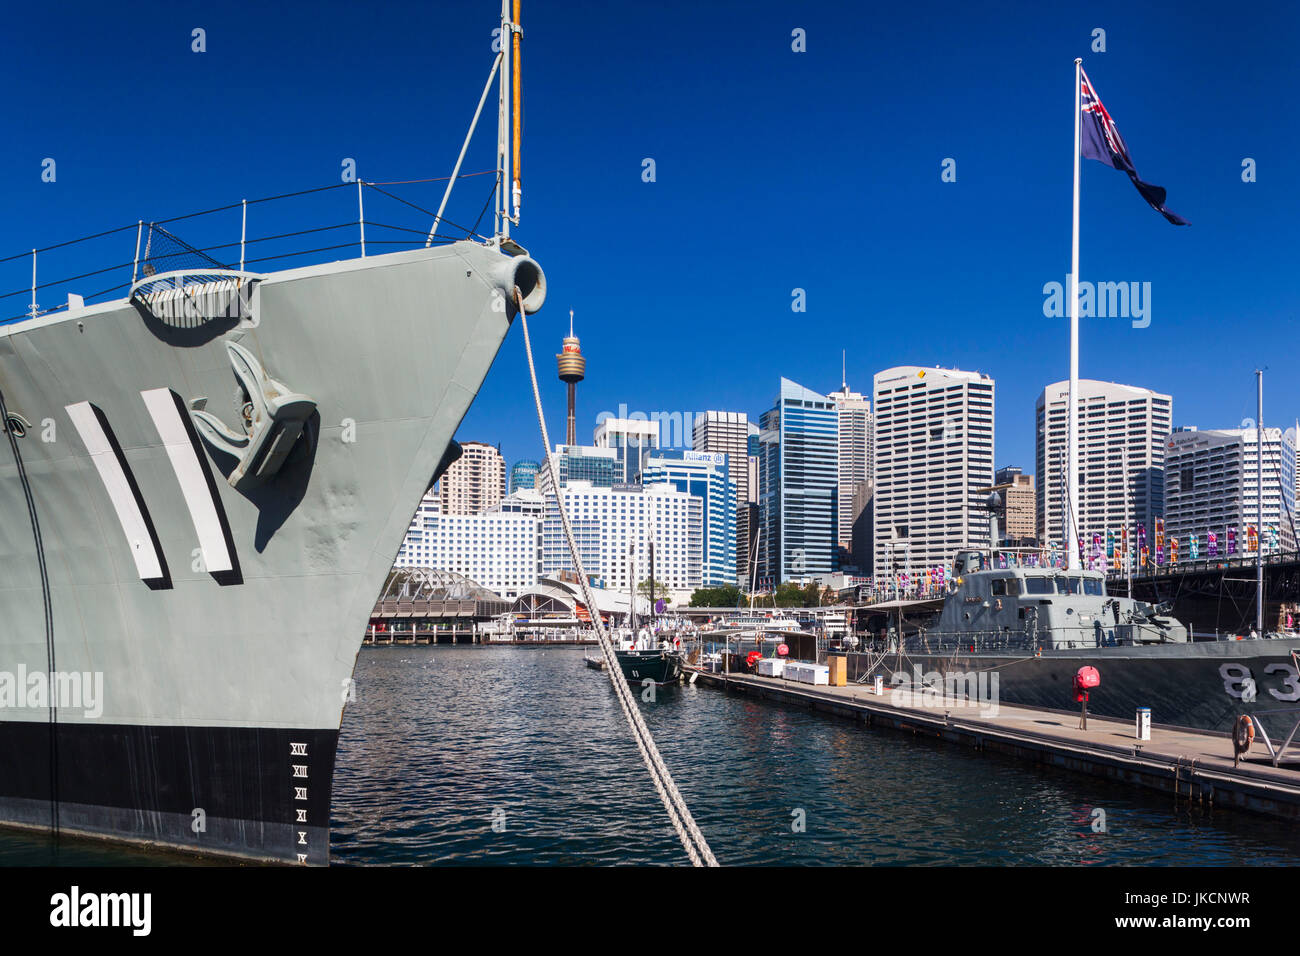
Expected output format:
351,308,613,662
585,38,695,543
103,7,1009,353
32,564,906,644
1258,369,1265,635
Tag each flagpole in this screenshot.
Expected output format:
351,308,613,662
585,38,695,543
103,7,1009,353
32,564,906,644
1067,56,1083,572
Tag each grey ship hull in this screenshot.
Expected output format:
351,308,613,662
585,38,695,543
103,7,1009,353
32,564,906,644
850,639,1300,741
0,241,543,862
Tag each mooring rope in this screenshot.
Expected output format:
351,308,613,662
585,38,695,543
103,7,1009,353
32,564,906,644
514,287,717,867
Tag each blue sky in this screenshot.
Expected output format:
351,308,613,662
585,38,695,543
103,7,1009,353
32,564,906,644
3,0,1297,477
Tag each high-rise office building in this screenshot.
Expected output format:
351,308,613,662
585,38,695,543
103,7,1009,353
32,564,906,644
692,411,757,584
1164,427,1296,557
593,416,660,483
829,380,872,567
509,459,540,493
872,367,995,574
757,378,839,584
437,441,507,516
985,466,1037,545
1036,380,1171,549
536,444,620,497
642,449,736,587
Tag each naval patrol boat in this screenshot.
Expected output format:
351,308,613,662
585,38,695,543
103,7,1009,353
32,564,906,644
0,2,542,863
867,550,1300,740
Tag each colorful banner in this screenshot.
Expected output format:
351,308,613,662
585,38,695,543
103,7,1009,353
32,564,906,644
1190,534,1199,560
1228,527,1237,555
1106,530,1115,558
1155,517,1165,551
1170,537,1179,563
1208,531,1218,557
1247,525,1258,553
1138,524,1147,551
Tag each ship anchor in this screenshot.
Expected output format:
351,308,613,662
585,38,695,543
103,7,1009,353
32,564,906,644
191,340,316,493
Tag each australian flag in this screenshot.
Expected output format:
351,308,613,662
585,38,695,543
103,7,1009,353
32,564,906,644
1080,68,1189,225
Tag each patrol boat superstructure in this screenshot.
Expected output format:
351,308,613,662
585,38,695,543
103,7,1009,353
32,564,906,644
867,552,1300,739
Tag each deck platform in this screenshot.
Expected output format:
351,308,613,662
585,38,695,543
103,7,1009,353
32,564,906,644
688,667,1300,821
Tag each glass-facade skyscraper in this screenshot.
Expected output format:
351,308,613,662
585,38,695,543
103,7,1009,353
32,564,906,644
758,378,839,584
642,449,736,587
510,459,540,493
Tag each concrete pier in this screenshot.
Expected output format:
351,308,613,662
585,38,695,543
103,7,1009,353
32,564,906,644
690,668,1300,821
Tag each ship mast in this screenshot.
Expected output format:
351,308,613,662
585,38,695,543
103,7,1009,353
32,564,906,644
425,0,522,246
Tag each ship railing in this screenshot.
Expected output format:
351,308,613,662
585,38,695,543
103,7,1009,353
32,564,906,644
865,625,1171,655
0,174,501,326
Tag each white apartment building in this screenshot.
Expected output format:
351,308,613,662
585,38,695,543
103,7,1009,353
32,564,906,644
437,440,507,516
394,493,542,599
541,481,702,592
1036,380,1172,548
1164,427,1296,555
872,366,995,574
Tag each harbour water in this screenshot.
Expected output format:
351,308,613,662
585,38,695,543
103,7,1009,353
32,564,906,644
5,645,1300,866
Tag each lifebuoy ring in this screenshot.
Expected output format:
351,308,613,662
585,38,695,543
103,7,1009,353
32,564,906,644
1233,715,1255,753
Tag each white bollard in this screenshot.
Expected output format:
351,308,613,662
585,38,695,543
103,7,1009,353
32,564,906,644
1136,706,1151,741
873,674,884,696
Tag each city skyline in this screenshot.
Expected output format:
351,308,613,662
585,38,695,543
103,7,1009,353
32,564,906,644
5,2,1295,487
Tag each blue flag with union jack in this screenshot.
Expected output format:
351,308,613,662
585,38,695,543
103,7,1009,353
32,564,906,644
1080,68,1189,225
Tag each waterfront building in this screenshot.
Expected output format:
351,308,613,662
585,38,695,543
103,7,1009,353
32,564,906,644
509,459,540,493
692,411,758,582
872,366,995,575
642,449,736,587
1036,380,1171,551
593,416,660,482
437,440,507,516
394,493,541,599
758,378,840,584
540,481,702,592
1164,427,1296,558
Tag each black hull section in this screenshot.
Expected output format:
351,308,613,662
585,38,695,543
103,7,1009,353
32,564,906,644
849,647,1300,741
0,721,337,864
615,651,684,686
